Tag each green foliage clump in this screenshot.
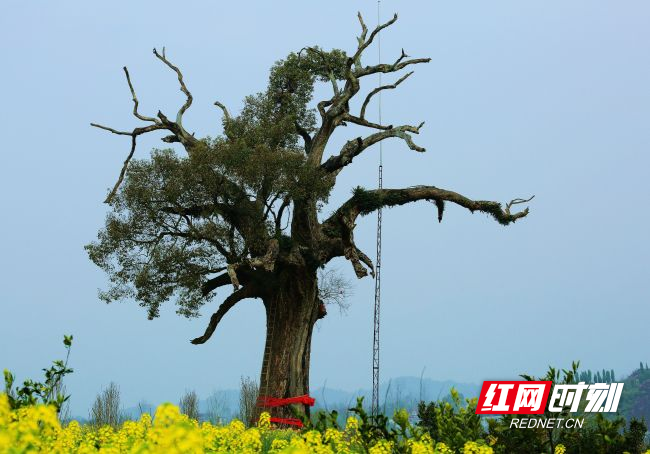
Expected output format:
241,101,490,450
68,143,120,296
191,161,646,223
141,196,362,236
86,143,332,319
417,388,486,452
3,335,73,414
224,47,347,151
86,49,348,320
302,397,466,453
558,413,648,454
486,362,649,454
352,186,385,216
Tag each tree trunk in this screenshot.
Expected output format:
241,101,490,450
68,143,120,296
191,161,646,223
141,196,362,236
257,265,320,422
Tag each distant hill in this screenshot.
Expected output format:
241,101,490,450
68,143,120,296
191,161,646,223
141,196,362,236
121,376,480,421
115,367,650,424
619,366,650,423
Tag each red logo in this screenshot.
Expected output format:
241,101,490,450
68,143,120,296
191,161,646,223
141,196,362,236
476,381,552,414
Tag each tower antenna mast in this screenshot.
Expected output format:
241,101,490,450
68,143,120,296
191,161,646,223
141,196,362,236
371,0,384,418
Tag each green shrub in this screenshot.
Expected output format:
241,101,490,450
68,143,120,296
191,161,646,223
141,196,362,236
417,388,486,451
3,334,73,414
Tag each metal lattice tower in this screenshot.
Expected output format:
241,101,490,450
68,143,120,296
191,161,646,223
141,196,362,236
371,0,383,418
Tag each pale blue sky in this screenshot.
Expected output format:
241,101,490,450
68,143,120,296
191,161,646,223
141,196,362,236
1,1,648,416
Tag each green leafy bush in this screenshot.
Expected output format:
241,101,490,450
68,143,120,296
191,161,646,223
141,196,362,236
3,335,73,414
417,388,486,451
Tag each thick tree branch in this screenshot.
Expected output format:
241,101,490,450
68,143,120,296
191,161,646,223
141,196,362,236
320,187,531,275
321,123,425,173
328,186,533,228
316,99,333,119
191,285,257,344
201,272,232,296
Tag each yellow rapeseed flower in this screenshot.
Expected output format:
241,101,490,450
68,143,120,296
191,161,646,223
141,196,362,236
258,411,271,430
462,440,494,454
0,394,10,427
434,441,455,454
0,395,511,454
369,439,393,454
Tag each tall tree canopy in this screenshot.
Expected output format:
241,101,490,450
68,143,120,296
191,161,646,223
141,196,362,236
87,13,531,419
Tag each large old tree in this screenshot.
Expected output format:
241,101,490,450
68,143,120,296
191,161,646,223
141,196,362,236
87,14,531,419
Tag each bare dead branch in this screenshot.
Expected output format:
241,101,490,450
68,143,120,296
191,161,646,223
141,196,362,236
105,135,136,204
123,67,159,123
92,50,202,202
153,47,193,128
355,247,375,276
343,114,393,130
356,12,369,46
318,268,354,313
306,13,429,168
89,124,133,136
345,244,369,278
90,123,168,203
355,57,431,78
343,245,376,279
352,12,398,67
394,48,409,66
214,101,231,122
326,207,376,279
359,71,413,119
321,123,425,173
505,195,535,216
